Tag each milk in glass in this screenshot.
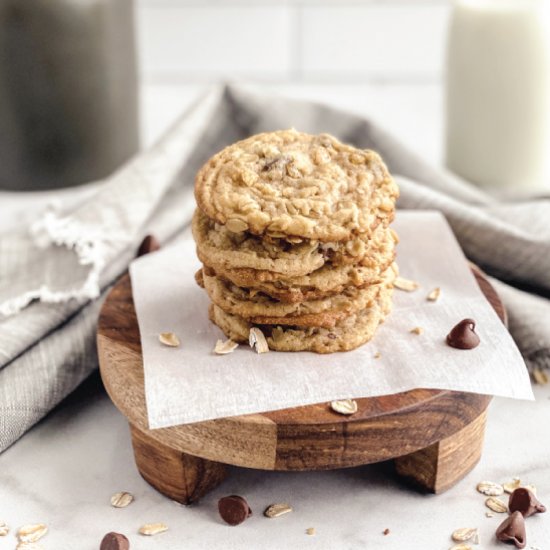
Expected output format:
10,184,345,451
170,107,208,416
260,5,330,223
446,0,550,195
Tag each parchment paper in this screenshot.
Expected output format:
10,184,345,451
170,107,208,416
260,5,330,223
129,211,533,429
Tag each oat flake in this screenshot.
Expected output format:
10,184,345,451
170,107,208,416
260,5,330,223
427,287,441,302
451,527,478,543
503,478,521,494
17,524,48,543
485,497,508,513
394,277,419,292
214,339,239,355
476,481,504,496
264,503,292,518
159,332,180,347
110,491,134,508
330,399,358,415
139,523,168,536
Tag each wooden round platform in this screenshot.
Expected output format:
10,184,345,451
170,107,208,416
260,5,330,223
97,267,504,503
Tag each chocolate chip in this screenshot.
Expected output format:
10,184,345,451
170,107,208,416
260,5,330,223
100,532,130,550
218,495,252,526
446,318,480,349
509,487,546,517
262,155,289,172
495,511,526,548
137,234,160,257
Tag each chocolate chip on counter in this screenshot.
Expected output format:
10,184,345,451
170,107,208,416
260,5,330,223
137,234,161,257
509,487,546,517
100,532,130,550
495,511,526,549
446,318,480,350
218,495,253,526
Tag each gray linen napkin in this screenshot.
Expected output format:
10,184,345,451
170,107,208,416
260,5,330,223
1,84,548,453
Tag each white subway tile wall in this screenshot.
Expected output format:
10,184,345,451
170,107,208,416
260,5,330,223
136,0,452,83
301,5,449,80
138,6,293,79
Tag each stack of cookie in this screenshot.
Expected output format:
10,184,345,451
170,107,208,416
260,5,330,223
192,129,399,353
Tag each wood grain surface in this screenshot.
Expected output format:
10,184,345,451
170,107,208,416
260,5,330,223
97,265,501,473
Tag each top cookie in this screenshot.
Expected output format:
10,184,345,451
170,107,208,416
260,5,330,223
195,129,398,242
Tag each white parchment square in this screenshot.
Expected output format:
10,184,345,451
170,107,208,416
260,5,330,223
129,211,533,429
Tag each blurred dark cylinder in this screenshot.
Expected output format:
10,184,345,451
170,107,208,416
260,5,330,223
0,0,139,191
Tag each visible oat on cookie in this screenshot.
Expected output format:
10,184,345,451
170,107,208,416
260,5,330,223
194,129,398,241
200,264,396,329
209,288,393,354
192,209,396,280
203,258,395,304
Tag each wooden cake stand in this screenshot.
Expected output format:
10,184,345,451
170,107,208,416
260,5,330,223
97,267,505,504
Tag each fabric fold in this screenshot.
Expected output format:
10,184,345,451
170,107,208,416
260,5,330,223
0,87,223,318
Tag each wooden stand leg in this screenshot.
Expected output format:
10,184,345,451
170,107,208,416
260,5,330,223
130,424,228,504
394,410,487,494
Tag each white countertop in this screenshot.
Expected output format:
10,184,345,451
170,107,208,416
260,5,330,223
1,83,549,550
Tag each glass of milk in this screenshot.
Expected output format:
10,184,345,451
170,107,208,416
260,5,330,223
446,0,550,196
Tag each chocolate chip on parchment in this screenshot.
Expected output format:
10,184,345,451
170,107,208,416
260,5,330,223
218,495,252,526
446,318,480,350
137,234,161,257
100,532,130,550
495,511,526,549
509,487,546,517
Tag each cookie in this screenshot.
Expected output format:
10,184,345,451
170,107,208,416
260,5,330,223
194,129,398,242
198,264,396,328
193,208,396,279
202,249,396,303
208,290,393,354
